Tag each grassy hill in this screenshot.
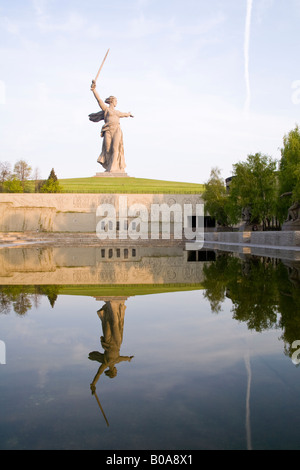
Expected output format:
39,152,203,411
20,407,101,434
57,177,204,194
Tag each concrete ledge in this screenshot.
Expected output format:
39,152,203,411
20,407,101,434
204,231,300,247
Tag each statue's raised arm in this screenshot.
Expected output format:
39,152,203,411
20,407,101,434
91,81,107,111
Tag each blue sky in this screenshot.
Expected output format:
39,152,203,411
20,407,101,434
0,0,300,183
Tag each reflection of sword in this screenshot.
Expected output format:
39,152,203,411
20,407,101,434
94,391,109,427
94,49,110,84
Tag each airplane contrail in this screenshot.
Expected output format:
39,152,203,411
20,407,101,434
244,0,253,114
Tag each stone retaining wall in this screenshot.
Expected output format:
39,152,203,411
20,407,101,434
0,193,204,233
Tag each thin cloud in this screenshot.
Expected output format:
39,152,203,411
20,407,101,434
32,0,87,33
128,11,226,40
256,0,274,23
0,16,20,35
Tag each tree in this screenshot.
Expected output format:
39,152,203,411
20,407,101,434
228,153,277,230
278,125,300,221
32,167,42,193
40,168,62,193
48,168,58,182
202,167,239,227
13,160,32,190
3,177,23,193
0,161,11,191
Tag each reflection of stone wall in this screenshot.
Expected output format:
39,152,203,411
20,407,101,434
0,194,203,233
0,245,208,285
203,231,300,261
204,231,300,247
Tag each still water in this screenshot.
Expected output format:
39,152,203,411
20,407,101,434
0,243,300,450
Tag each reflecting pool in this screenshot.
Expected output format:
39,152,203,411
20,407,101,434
0,243,300,450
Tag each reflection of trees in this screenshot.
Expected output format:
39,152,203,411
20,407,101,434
0,289,13,315
202,254,300,359
13,293,32,316
276,262,300,358
0,286,32,316
37,286,59,308
228,257,279,331
202,255,240,314
0,285,60,315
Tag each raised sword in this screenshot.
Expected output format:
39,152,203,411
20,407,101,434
94,48,110,84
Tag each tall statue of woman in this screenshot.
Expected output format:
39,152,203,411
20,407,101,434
89,80,134,173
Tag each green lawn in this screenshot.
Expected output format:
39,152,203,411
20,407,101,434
58,177,204,194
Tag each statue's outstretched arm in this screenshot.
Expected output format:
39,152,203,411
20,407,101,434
118,111,134,118
117,355,134,363
91,80,107,111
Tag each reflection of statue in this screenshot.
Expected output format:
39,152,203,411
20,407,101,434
283,261,300,289
89,82,134,172
89,300,133,389
89,299,133,426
